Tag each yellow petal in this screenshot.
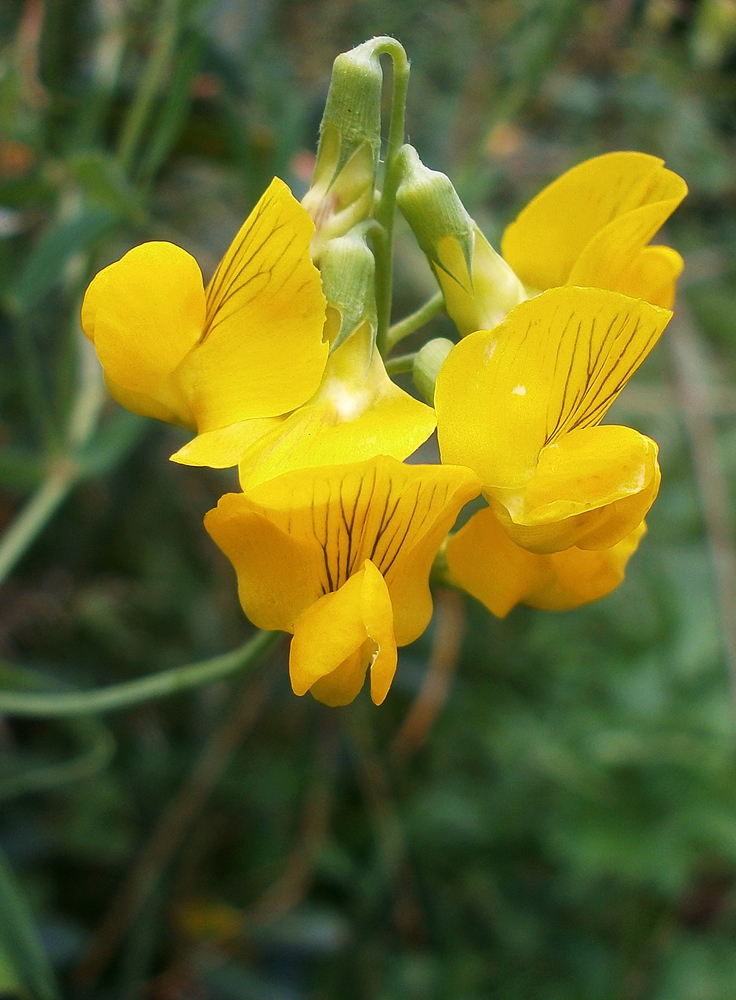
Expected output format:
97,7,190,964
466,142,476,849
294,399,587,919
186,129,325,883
501,152,687,292
81,241,204,426
175,324,435,474
569,209,686,298
447,506,548,617
170,416,283,468
236,329,436,488
435,228,526,337
176,177,328,431
308,645,374,706
289,570,371,698
435,286,671,490
290,560,397,706
608,245,684,310
204,494,324,631
236,392,434,489
242,457,480,645
490,425,660,552
103,373,193,428
446,506,646,616
535,522,646,609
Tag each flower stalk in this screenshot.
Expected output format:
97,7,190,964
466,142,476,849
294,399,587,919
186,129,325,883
0,630,280,717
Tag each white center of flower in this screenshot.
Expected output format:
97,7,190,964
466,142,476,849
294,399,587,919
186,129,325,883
330,385,367,421
512,384,526,396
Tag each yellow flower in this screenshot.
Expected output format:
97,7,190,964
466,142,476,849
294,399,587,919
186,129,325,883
435,286,672,554
81,177,328,439
204,457,480,706
445,506,646,617
502,151,687,309
173,320,437,486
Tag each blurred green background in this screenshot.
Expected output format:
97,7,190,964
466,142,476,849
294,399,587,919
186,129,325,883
3,0,736,996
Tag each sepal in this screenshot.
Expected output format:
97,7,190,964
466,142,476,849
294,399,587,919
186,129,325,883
396,144,474,281
319,228,377,352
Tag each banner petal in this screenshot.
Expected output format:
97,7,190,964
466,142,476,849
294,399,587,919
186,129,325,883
501,152,687,292
178,177,328,431
436,286,671,491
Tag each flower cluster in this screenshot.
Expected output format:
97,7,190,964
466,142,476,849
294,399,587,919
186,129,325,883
81,39,686,706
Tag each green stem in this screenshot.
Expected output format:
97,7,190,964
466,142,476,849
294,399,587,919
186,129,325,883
0,462,78,589
11,316,59,453
373,38,410,355
0,630,280,717
0,334,105,589
385,291,445,353
117,0,181,175
385,352,417,376
0,718,115,800
66,333,107,449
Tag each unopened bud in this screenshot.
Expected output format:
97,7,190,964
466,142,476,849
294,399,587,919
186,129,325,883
302,40,384,259
396,145,474,279
397,145,526,336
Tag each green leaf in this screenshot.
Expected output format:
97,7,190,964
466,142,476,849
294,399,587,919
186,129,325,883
0,846,60,1000
0,945,26,996
77,410,147,478
138,30,205,183
67,151,146,223
0,448,46,491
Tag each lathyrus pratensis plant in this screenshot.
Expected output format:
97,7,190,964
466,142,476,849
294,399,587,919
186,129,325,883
81,38,687,707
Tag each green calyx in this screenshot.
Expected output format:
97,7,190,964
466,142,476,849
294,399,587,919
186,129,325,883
396,144,475,284
319,227,378,353
319,41,384,176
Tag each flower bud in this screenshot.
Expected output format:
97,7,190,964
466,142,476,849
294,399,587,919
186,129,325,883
302,40,384,259
397,145,526,336
413,337,455,405
396,145,474,275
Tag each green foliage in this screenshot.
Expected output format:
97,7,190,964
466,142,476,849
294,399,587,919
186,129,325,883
0,846,60,1000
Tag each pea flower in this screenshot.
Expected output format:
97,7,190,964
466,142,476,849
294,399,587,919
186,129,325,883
81,178,329,453
435,285,672,555
502,151,687,309
444,506,646,617
204,457,480,706
173,232,437,482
